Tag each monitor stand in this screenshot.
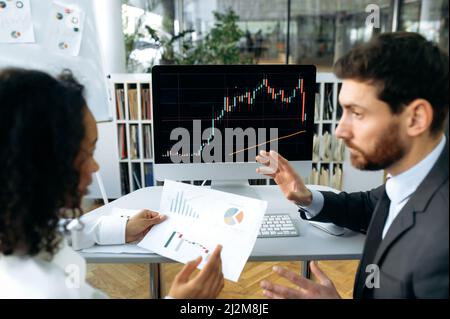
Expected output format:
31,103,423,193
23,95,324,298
210,180,260,199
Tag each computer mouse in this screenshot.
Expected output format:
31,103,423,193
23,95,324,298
308,221,345,236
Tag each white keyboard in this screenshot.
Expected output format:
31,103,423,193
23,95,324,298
258,214,299,238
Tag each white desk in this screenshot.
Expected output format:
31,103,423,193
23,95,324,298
81,185,365,298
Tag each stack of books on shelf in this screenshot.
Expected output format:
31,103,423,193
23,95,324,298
331,165,343,190
141,87,152,120
323,84,333,120
312,133,345,163
312,134,320,162
120,164,130,194
115,88,125,120
130,125,139,159
314,92,320,120
332,137,345,162
144,163,154,187
128,88,139,120
118,124,127,159
318,166,329,186
319,131,332,162
143,125,153,159
305,165,343,190
132,164,142,189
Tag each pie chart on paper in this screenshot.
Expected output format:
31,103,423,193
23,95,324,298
224,207,244,225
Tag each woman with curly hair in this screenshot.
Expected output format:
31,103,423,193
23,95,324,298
0,68,223,298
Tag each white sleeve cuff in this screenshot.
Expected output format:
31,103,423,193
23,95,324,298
298,189,325,219
98,215,128,245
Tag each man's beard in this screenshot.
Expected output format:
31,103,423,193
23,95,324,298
344,122,407,171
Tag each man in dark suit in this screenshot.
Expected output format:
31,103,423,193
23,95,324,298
256,32,448,299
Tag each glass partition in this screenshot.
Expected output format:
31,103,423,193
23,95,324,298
122,0,449,71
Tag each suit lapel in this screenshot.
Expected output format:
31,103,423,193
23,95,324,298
373,143,448,265
354,192,390,298
372,202,415,266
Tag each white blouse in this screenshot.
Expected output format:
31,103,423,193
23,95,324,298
0,214,127,298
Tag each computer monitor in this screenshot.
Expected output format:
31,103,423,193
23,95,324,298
151,65,315,188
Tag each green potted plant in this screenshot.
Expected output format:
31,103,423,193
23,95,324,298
147,8,254,67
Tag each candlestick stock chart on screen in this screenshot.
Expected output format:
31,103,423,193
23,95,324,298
152,65,316,164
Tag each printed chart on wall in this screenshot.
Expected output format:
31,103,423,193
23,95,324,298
0,0,35,43
0,0,111,122
44,1,85,56
138,180,268,282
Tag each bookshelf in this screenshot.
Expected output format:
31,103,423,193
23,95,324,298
304,73,345,190
111,74,154,195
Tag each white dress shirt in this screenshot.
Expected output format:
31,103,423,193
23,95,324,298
70,214,128,250
0,214,127,298
302,136,446,239
382,136,445,238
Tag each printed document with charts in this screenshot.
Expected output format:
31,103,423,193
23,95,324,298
138,180,268,282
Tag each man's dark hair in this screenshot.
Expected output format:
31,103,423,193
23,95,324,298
0,68,86,256
334,32,449,135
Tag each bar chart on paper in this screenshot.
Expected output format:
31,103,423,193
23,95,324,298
169,191,200,218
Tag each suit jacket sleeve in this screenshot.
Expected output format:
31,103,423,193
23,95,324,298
299,185,385,233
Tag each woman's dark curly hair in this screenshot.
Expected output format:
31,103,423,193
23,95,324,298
0,68,87,256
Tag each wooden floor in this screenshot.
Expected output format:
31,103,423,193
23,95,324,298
86,260,359,299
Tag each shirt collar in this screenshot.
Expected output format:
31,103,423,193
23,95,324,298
386,136,446,204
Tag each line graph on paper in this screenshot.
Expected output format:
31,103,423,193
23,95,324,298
163,230,212,265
